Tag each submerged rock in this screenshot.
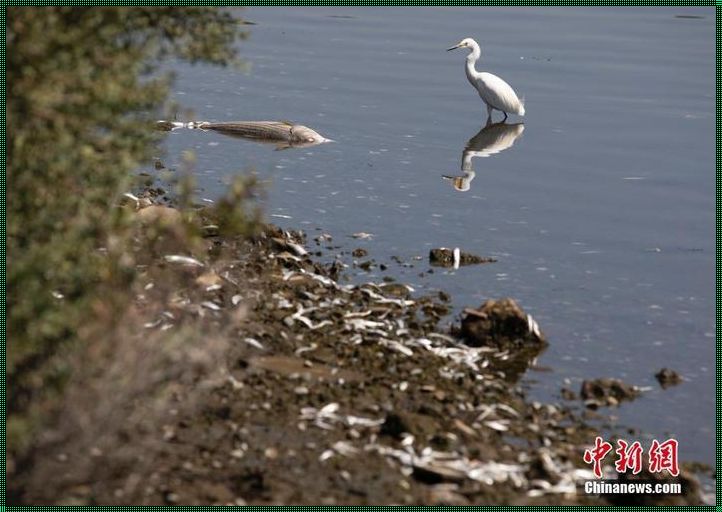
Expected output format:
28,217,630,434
580,378,640,408
459,298,546,349
429,248,496,267
655,368,683,389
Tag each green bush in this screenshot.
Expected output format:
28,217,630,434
7,7,246,412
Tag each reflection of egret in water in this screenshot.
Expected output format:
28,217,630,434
443,121,524,192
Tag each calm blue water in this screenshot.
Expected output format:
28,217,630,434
160,7,715,467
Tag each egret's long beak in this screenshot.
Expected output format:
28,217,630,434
447,43,461,51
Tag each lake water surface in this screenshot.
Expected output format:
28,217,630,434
161,7,715,466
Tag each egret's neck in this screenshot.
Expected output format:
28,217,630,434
464,45,481,80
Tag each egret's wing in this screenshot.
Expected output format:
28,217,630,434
476,73,524,115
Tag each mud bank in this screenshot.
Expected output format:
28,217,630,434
11,201,707,505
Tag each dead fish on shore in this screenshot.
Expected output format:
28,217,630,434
197,121,332,149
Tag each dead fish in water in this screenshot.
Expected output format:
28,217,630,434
155,120,332,149
193,121,332,149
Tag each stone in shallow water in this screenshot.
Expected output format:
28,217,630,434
460,298,546,349
429,248,496,267
655,367,683,389
580,378,640,408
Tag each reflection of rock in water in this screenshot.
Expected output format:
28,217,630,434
443,121,524,192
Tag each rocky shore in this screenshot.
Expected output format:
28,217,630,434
12,198,707,505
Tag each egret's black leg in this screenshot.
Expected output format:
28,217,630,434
486,104,494,124
502,111,508,122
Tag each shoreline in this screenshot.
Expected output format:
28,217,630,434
11,198,709,505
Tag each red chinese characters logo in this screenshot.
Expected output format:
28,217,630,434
584,437,679,478
583,436,613,478
615,439,643,474
649,438,679,476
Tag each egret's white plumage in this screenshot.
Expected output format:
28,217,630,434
447,38,525,121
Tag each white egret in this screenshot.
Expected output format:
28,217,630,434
447,38,525,121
